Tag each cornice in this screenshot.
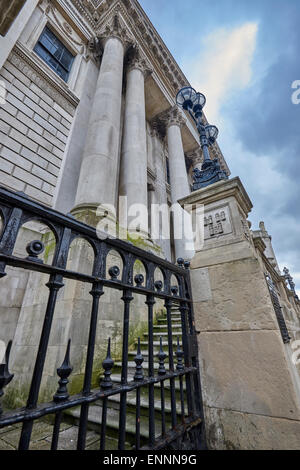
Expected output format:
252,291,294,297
178,176,253,218
252,233,267,255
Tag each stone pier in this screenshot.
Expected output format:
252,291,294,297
179,177,300,450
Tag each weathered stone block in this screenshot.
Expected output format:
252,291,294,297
25,185,52,205
0,157,13,174
13,166,42,188
4,62,31,87
1,109,27,135
199,330,300,420
36,146,61,167
7,93,34,118
205,406,300,450
20,146,47,169
193,258,278,332
0,131,21,153
31,165,56,186
190,267,212,302
0,171,25,191
1,145,32,172
27,129,53,152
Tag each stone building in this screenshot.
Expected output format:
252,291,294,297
0,0,299,450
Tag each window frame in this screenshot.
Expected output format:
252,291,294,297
33,25,75,83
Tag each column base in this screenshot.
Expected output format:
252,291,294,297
126,229,163,257
70,204,117,239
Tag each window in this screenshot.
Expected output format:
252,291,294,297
34,26,74,82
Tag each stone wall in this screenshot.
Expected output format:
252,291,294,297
0,47,76,206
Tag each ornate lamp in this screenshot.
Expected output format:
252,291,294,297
205,125,219,145
176,86,228,190
192,92,206,117
176,86,197,110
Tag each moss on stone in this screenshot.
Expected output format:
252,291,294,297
3,384,29,410
128,321,148,351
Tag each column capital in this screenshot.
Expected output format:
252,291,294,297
157,105,186,129
98,13,133,49
127,57,153,78
150,105,186,142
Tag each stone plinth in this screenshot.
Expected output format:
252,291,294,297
179,177,300,450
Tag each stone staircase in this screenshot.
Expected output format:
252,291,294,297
65,308,187,449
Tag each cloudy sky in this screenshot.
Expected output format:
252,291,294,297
140,0,300,296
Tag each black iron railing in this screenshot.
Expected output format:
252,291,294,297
0,186,205,450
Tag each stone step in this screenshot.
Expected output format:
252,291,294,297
113,361,174,371
144,332,182,338
128,351,179,360
157,317,181,323
94,390,186,416
65,402,174,445
138,341,182,354
153,324,182,330
108,374,187,393
65,406,148,445
140,340,180,347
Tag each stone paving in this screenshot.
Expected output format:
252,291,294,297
0,419,118,450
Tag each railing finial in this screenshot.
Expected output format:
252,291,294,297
176,336,184,371
158,336,167,376
134,337,144,381
53,339,73,403
101,338,114,390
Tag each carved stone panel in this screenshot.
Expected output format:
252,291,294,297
204,206,232,240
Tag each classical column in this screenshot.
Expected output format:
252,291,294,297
165,107,194,260
74,19,130,218
119,52,151,237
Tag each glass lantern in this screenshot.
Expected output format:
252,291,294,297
176,86,197,110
